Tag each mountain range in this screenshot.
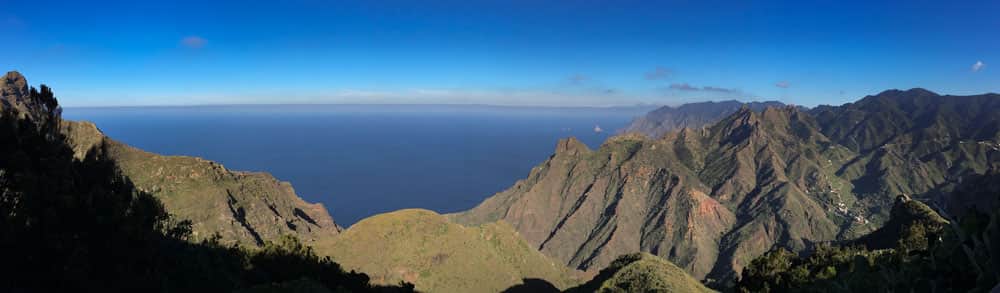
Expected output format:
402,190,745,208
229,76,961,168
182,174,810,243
453,88,1000,284
3,69,999,292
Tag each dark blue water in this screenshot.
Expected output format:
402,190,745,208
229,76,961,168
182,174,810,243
64,104,647,226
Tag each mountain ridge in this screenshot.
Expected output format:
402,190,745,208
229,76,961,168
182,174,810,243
619,100,791,138
454,88,1000,284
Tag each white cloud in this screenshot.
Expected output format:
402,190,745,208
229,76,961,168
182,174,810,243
972,60,985,72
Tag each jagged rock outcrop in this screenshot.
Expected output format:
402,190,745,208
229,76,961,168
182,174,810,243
454,89,1000,283
1,71,60,128
620,100,789,138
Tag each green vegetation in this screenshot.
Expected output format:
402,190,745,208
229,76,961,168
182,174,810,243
566,253,715,293
736,194,999,292
316,209,582,293
0,75,412,292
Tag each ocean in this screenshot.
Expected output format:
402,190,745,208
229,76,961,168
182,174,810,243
64,104,649,226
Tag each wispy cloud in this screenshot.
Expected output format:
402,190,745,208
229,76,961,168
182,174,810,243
669,83,697,91
668,83,740,94
180,36,207,49
644,66,672,80
972,60,985,72
567,74,590,85
701,86,736,93
775,81,790,88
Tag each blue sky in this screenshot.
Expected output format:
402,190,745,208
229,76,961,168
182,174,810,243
2,0,997,107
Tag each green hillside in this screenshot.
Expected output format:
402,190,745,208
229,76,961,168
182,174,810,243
315,209,582,292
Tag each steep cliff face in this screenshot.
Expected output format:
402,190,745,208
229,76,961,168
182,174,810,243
60,120,340,246
454,90,1000,282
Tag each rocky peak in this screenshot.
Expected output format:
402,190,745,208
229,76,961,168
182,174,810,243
710,105,761,144
1,71,29,100
726,105,759,126
554,137,591,157
1,70,60,125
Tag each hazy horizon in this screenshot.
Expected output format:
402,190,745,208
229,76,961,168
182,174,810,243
47,86,998,109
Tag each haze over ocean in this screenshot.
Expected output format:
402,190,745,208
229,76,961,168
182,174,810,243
64,104,647,226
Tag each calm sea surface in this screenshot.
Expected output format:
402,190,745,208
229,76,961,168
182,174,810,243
64,104,648,226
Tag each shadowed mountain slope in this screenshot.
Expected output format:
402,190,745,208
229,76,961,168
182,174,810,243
811,88,1000,198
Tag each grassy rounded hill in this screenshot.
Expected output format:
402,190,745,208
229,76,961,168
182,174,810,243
567,253,715,293
314,209,583,292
